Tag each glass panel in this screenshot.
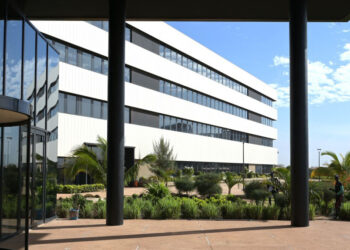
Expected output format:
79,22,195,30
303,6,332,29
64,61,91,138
176,85,182,98
67,47,77,65
193,122,197,134
164,81,170,95
23,23,36,105
93,56,102,73
2,127,20,237
176,118,182,131
102,59,108,75
5,18,22,98
176,53,182,65
171,50,176,62
188,90,192,102
36,36,47,128
92,100,102,118
33,134,44,224
164,116,170,129
102,102,107,119
0,19,3,94
159,80,164,92
124,107,129,123
183,88,187,100
193,92,197,104
54,42,66,62
82,52,92,70
159,45,164,57
125,67,130,82
170,83,177,97
67,94,76,114
165,47,171,60
125,27,131,41
159,115,163,128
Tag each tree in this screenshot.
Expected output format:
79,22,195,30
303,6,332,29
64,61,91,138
64,136,107,185
224,172,241,194
310,167,334,180
151,137,176,186
240,166,249,190
124,154,157,185
321,151,350,178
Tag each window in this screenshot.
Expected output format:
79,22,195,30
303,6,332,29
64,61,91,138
159,115,164,128
164,81,171,94
170,83,177,97
124,107,130,123
55,42,66,62
183,88,188,100
176,53,182,64
125,27,131,41
93,56,102,73
159,80,164,92
165,47,171,60
176,118,182,131
125,67,130,82
92,100,102,118
82,97,91,117
102,59,108,75
176,86,182,98
171,50,177,62
67,47,77,65
187,90,192,102
170,117,176,130
82,52,92,70
159,45,164,57
193,122,197,134
164,116,170,129
67,94,77,114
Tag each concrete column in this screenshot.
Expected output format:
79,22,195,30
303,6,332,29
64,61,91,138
106,0,126,226
289,0,309,227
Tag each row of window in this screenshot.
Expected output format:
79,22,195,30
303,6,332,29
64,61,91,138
127,66,273,126
59,92,273,147
46,38,109,75
159,79,248,119
159,114,250,143
59,92,108,119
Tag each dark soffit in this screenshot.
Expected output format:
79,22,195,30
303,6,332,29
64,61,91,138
14,0,350,22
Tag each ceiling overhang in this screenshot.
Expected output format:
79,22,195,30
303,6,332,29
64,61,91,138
13,0,350,22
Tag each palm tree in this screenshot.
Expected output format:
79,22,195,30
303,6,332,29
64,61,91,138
64,136,107,185
150,137,176,186
321,151,350,178
224,172,241,194
310,166,334,180
124,154,157,185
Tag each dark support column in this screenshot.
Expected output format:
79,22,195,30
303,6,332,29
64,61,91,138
289,0,309,227
25,119,31,250
106,0,126,226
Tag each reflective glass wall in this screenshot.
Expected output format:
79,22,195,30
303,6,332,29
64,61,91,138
0,1,59,241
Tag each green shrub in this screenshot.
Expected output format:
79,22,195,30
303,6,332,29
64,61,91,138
124,200,142,219
71,194,86,210
245,205,263,219
181,198,199,219
274,193,289,208
93,200,106,219
339,202,350,221
195,173,222,197
145,183,170,201
309,204,316,220
140,199,154,219
279,206,291,220
345,192,350,202
221,203,245,219
154,198,181,219
251,189,270,205
262,206,280,220
81,201,94,218
183,167,194,177
244,181,265,199
138,177,149,187
56,184,105,193
56,199,72,218
175,177,195,195
200,202,221,219
226,194,238,202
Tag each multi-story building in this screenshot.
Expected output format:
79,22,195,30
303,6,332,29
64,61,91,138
32,20,278,179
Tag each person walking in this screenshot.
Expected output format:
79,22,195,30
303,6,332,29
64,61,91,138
330,175,344,219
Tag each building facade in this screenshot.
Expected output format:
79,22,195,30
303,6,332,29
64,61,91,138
32,20,278,177
0,1,59,241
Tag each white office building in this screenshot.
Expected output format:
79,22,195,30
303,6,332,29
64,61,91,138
32,20,278,178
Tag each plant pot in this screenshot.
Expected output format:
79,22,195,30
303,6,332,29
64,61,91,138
69,209,79,220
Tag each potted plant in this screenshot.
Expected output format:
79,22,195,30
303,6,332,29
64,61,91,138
69,194,85,220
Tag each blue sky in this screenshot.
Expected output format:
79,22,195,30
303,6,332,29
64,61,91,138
167,21,350,167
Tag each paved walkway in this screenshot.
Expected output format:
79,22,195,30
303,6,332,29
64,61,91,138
1,219,350,250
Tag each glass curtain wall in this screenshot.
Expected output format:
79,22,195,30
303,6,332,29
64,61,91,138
0,1,59,242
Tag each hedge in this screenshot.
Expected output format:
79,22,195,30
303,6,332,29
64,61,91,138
56,184,105,193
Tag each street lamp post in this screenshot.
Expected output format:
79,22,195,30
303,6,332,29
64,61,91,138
317,148,321,168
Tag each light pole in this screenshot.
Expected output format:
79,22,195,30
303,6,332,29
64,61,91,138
317,148,321,168
6,136,13,166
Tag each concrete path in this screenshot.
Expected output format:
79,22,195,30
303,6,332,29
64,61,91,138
1,219,350,250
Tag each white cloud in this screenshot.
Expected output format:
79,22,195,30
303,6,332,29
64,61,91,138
342,29,350,33
340,44,350,61
273,56,289,66
272,44,350,107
